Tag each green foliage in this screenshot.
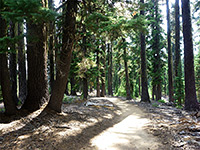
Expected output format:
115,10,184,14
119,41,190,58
1,0,58,23
63,95,79,104
158,99,165,103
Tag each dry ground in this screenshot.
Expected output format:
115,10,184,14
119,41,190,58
0,97,200,150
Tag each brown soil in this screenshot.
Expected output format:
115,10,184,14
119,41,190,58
0,97,199,150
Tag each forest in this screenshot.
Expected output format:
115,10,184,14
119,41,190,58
0,0,200,149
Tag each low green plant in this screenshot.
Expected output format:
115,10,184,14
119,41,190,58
158,99,165,103
63,95,75,104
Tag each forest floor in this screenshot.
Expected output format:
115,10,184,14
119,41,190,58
0,96,200,150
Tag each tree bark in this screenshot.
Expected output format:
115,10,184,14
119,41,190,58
0,15,17,115
123,38,132,100
70,76,76,95
82,26,88,99
18,23,27,104
107,43,113,96
48,0,78,112
175,0,183,105
49,0,55,91
181,0,199,111
166,0,174,102
96,49,100,97
155,0,162,101
100,43,106,97
9,22,19,105
22,1,49,112
140,0,150,102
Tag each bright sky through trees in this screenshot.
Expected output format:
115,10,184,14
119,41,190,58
54,0,199,54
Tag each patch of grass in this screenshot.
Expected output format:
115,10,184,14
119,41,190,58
158,99,166,103
63,95,79,104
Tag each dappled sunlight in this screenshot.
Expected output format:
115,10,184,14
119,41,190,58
90,109,159,150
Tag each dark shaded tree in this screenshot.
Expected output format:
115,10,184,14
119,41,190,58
9,22,18,104
48,0,78,112
0,11,17,115
140,0,150,102
175,0,184,105
181,0,199,110
166,0,174,102
22,0,49,112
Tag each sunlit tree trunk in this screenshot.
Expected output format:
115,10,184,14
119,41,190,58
9,22,18,104
18,23,27,104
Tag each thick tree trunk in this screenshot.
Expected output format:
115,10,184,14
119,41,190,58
123,38,132,100
166,0,174,102
9,22,18,105
22,1,49,112
18,23,27,104
140,0,150,102
181,0,199,111
49,0,55,91
0,15,17,115
96,49,100,97
48,0,77,112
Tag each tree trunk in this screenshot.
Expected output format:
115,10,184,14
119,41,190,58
70,76,76,95
100,43,106,97
18,23,27,104
123,38,132,100
9,22,19,105
181,0,199,111
0,15,17,115
140,0,150,102
166,0,174,102
48,0,78,112
82,26,88,99
107,43,113,96
175,0,183,105
96,49,100,97
152,85,156,100
49,0,55,91
83,77,88,99
22,1,49,112
155,0,162,101
65,81,69,95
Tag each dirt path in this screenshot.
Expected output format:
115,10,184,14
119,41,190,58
0,97,169,150
85,97,163,150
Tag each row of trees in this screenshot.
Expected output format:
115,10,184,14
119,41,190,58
0,0,199,115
